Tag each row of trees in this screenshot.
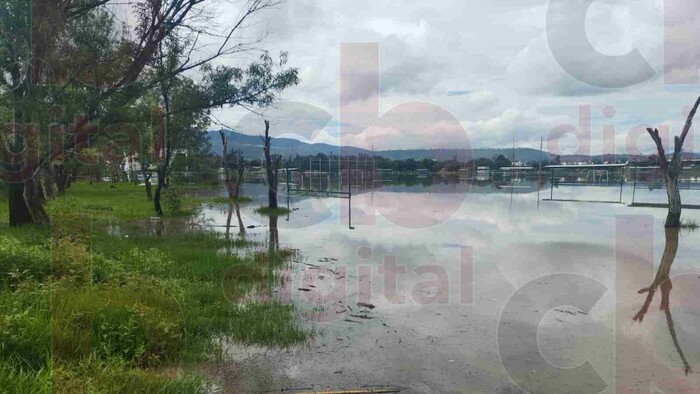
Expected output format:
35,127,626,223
0,0,299,226
284,153,544,173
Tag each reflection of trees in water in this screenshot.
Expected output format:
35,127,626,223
266,214,280,300
633,227,692,375
224,203,246,237
268,214,279,252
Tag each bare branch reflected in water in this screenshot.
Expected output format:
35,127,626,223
633,227,692,375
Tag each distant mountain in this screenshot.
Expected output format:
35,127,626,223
560,152,700,163
207,130,552,162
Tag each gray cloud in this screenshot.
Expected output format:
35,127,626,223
207,0,698,153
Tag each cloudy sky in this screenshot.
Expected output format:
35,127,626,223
141,0,700,155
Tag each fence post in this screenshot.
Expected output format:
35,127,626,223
631,167,637,205
619,166,625,203
550,168,555,200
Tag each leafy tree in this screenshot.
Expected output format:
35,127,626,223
1,0,287,226
491,154,512,169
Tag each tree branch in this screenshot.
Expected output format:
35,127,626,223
678,95,700,147
646,127,668,168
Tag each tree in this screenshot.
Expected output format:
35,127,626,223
150,36,210,215
150,43,297,214
491,154,512,169
2,0,287,226
646,96,700,227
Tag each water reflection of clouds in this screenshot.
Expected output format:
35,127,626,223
196,181,700,391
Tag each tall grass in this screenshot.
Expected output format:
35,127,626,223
0,182,8,226
0,182,309,393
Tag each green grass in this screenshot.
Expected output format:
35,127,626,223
45,182,203,224
254,206,292,216
0,181,309,393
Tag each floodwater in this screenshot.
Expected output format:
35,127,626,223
193,178,700,393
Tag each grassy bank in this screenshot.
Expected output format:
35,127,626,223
0,182,308,393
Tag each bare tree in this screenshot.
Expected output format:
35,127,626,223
646,96,700,228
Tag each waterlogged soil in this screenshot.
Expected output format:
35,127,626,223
183,182,699,392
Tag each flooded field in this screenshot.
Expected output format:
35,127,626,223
180,178,700,393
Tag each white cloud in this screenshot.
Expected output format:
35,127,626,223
205,0,700,154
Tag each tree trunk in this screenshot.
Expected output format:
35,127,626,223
265,160,278,209
7,86,35,226
8,182,33,226
234,166,245,198
143,171,153,201
54,164,76,196
219,130,239,199
154,67,172,216
262,121,278,209
664,174,682,228
154,169,165,215
224,177,235,199
645,97,700,228
41,164,54,200
23,177,50,225
68,167,77,189
54,164,67,196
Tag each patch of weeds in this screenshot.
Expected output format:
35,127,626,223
254,206,291,216
0,183,310,392
680,219,699,232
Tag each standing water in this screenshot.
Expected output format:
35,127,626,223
190,178,700,393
